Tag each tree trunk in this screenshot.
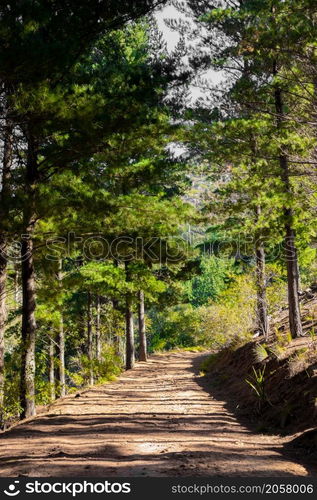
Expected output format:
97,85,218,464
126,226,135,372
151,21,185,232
125,262,135,370
20,236,37,418
20,132,38,419
138,290,147,361
125,294,135,370
255,240,268,338
0,113,13,423
87,292,94,385
57,260,66,397
112,297,121,358
49,335,55,402
95,295,101,362
255,206,268,338
0,241,7,423
274,82,303,338
285,219,303,338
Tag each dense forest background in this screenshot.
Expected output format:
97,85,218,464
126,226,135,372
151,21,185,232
1,0,317,428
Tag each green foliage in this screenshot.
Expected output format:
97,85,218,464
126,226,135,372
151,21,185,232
245,366,267,408
69,346,122,387
188,256,233,307
254,343,269,363
199,275,256,350
149,304,203,351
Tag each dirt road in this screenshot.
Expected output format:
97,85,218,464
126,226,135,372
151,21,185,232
0,352,314,477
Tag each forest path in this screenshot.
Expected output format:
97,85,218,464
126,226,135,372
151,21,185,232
0,352,313,477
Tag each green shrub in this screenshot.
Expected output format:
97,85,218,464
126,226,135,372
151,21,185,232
188,256,233,307
199,274,256,350
149,304,203,351
69,345,122,387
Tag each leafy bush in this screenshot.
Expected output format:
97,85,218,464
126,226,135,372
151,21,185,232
188,256,233,307
69,345,122,387
199,274,256,349
149,304,203,351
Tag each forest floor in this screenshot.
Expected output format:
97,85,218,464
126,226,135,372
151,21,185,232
0,351,316,477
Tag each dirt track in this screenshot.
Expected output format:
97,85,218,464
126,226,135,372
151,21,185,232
0,352,314,477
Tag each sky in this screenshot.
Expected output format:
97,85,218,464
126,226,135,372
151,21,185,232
155,4,224,100
155,5,183,51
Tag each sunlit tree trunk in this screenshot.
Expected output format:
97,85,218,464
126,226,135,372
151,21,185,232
125,294,135,370
138,290,147,361
274,83,303,338
112,297,121,358
49,335,56,402
57,260,66,397
20,133,37,419
0,113,13,423
125,263,135,370
0,243,7,423
20,235,37,418
255,207,268,338
87,291,94,385
95,295,101,361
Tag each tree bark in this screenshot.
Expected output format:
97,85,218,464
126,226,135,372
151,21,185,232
0,113,13,423
20,236,37,418
112,297,122,358
57,260,66,397
58,315,66,397
285,219,303,337
125,262,135,370
274,84,303,338
0,240,7,423
125,294,135,370
87,291,94,385
255,206,268,338
255,240,268,338
49,335,55,402
138,290,147,361
95,295,101,362
20,131,38,419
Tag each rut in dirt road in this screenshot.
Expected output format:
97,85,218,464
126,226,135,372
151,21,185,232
0,352,313,477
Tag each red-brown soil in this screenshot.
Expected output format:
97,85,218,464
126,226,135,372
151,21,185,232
0,352,315,477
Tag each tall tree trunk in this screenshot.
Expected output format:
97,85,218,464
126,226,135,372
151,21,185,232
138,290,147,361
255,207,268,338
112,260,121,358
0,242,7,423
20,236,37,418
95,295,101,362
20,131,38,419
87,291,94,385
0,113,13,423
112,297,121,358
125,262,135,370
57,260,66,397
255,240,268,338
125,294,135,370
274,83,303,338
285,219,302,337
58,316,66,397
49,335,55,402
